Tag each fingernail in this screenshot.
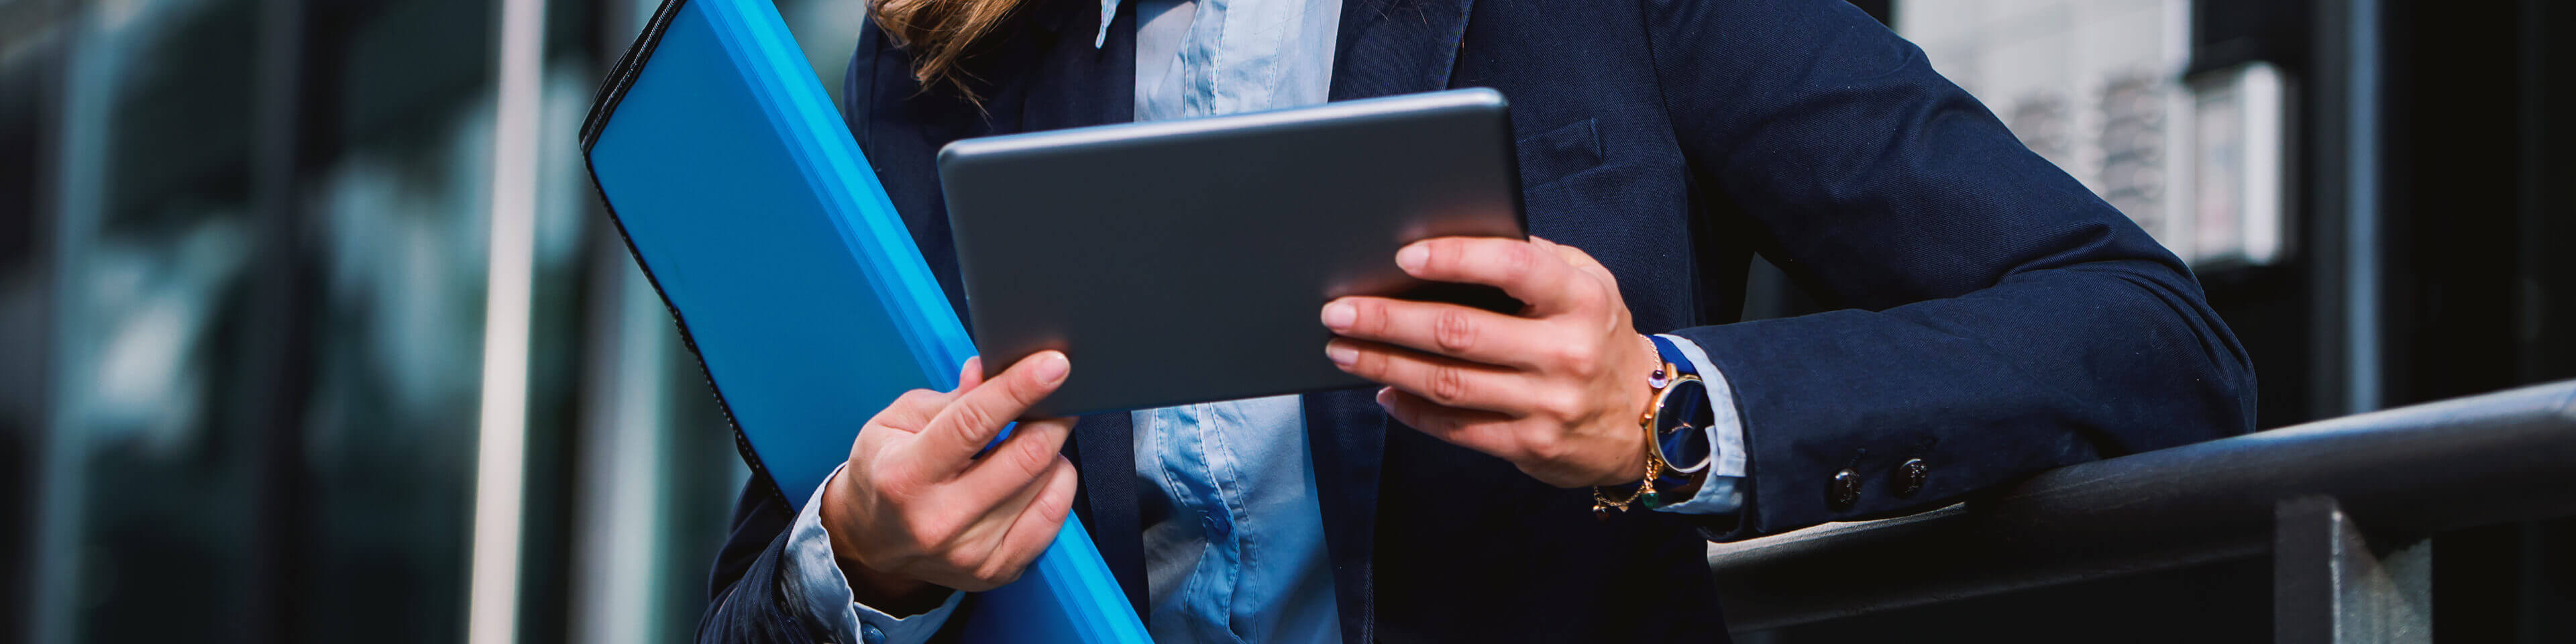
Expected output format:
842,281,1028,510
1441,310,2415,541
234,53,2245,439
1320,301,1356,331
1326,341,1358,366
1396,244,1429,272
1030,352,1070,385
1375,387,1395,408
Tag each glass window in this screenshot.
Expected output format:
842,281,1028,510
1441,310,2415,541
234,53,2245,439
292,0,500,638
25,2,796,642
40,1,268,642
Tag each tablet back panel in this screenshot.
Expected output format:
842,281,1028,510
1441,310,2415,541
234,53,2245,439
939,89,1526,418
580,1,1146,641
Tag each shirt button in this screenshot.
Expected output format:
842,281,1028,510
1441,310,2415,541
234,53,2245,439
1828,468,1861,509
861,622,885,644
1895,458,1929,498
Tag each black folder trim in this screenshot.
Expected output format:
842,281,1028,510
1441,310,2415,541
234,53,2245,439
579,0,798,513
581,0,688,153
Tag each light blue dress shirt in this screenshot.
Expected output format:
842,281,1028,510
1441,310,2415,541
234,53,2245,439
1106,2,1352,641
784,1,1750,641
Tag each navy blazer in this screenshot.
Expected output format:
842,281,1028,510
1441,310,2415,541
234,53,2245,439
698,0,2259,641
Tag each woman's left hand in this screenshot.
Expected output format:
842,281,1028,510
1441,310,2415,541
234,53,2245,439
1322,236,1662,488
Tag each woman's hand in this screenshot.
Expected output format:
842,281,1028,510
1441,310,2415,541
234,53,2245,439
818,352,1081,614
1322,237,1660,488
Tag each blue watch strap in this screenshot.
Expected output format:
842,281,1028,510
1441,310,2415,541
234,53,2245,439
1648,335,1697,377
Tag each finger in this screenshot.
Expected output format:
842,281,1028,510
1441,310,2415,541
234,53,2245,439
864,356,985,438
1530,235,1617,284
906,455,1066,590
872,388,954,435
1527,234,1564,260
1376,386,1527,461
907,351,1072,472
973,455,1079,588
950,453,1066,564
955,417,1076,496
955,356,986,392
853,386,964,479
1328,339,1545,414
1322,296,1553,368
1395,237,1581,315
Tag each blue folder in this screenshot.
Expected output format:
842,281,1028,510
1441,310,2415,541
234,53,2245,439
578,1,1149,641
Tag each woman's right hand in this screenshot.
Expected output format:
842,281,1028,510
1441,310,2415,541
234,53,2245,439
818,352,1081,614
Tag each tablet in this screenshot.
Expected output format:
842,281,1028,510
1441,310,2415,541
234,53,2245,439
938,88,1527,418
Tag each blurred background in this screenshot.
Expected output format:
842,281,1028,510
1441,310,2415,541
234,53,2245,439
0,0,2567,643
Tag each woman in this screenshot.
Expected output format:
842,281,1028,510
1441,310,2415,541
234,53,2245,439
700,0,2257,642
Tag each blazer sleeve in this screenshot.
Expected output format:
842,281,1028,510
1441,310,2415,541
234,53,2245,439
1639,0,2259,539
698,480,837,643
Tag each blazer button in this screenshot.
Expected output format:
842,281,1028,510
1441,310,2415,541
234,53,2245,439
1828,468,1861,509
1895,458,1929,498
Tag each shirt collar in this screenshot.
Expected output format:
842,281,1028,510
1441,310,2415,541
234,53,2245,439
1096,0,1122,48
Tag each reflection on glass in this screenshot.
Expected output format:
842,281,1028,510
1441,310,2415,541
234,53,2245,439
28,1,806,642
44,0,498,642
47,2,265,643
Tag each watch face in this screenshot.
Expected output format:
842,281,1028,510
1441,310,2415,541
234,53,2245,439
1655,378,1714,468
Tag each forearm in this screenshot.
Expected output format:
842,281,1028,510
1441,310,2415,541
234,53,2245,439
1669,258,2255,540
1627,1,2255,541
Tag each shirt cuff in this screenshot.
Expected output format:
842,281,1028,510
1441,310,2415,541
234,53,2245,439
1650,334,1748,515
786,463,964,644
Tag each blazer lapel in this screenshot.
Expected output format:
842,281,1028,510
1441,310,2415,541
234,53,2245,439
1066,411,1148,614
1303,388,1390,644
1022,0,1138,133
1329,0,1478,101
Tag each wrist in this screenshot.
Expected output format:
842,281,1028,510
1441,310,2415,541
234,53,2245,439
1640,333,1717,509
1613,333,1660,484
1599,417,1652,487
839,558,949,616
1590,333,1714,513
1582,334,1661,487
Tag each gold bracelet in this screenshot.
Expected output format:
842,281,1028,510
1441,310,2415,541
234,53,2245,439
1591,451,1666,520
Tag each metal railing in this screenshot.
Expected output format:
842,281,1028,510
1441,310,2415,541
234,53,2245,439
1707,380,2576,643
